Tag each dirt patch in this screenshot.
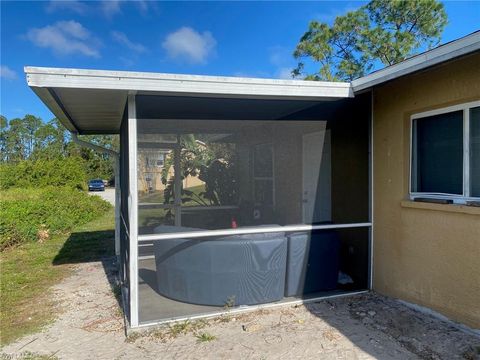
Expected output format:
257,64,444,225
2,257,479,360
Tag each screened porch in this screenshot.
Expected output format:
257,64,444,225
25,67,372,328
122,93,372,326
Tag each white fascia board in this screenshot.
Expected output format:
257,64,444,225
29,86,78,132
25,66,353,100
352,31,480,92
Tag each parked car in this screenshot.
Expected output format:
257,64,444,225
88,179,105,192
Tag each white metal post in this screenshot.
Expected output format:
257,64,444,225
128,94,139,327
114,156,120,256
368,90,374,291
174,136,182,227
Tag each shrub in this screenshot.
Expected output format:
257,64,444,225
0,157,88,191
0,187,111,250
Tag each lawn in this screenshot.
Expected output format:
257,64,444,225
0,208,115,346
139,184,207,205
138,184,209,229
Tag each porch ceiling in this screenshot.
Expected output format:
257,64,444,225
25,67,353,135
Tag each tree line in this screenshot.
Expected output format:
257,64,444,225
0,114,118,181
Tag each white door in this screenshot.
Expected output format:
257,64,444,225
302,130,331,223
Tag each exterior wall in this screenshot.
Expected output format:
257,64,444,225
372,53,480,328
137,149,204,195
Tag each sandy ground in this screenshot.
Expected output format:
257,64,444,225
89,188,115,206
2,257,479,360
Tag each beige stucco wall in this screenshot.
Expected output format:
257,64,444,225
372,53,480,328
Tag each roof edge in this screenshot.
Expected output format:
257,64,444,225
352,31,480,92
24,66,353,100
24,66,350,88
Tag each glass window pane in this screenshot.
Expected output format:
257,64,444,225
412,110,463,195
471,106,480,197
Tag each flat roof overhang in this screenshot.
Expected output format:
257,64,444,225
25,67,353,135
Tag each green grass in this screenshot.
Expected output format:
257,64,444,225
138,184,208,229
0,208,114,346
138,208,173,228
195,332,217,343
139,184,207,205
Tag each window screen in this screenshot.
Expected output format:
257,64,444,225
253,143,274,207
471,107,480,197
412,110,463,195
137,118,369,235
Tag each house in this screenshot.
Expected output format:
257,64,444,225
138,142,205,195
25,31,480,330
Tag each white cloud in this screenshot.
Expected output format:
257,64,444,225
276,67,293,80
111,31,146,53
162,27,216,64
46,1,88,14
269,46,291,67
46,1,154,17
26,21,100,58
0,66,17,80
135,0,148,13
134,0,155,15
101,0,121,19
269,46,295,79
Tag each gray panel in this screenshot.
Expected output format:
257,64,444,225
154,234,287,306
285,231,340,297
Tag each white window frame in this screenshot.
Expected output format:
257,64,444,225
409,100,480,203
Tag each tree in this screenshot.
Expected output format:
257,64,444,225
5,118,28,162
0,114,118,180
23,115,42,157
293,0,448,81
75,134,119,180
32,119,68,160
0,115,7,162
160,135,238,209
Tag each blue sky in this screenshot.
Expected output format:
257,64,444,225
1,1,479,122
